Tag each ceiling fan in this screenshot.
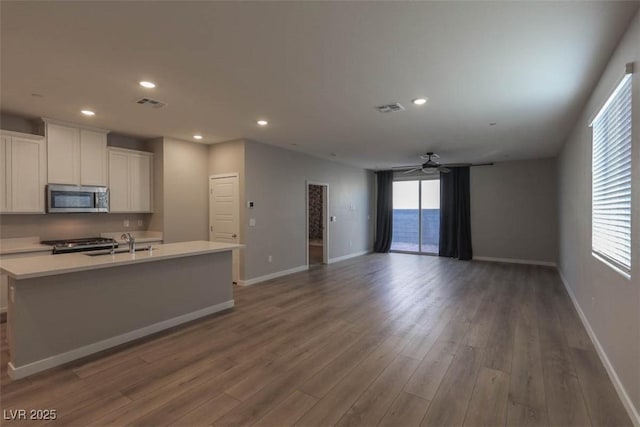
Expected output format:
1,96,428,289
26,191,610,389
392,152,493,174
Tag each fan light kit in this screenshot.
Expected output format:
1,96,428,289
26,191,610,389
81,110,95,116
139,81,157,89
412,98,428,106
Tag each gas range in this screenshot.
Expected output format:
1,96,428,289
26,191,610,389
41,237,119,255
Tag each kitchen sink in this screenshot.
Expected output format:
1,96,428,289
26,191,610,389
84,247,155,257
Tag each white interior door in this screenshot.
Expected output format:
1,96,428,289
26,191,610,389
209,175,239,283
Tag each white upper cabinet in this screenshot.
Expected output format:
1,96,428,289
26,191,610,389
108,149,130,212
130,153,152,212
0,131,47,213
44,119,108,186
80,129,108,185
108,147,153,213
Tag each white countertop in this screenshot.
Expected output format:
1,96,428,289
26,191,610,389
0,237,52,256
0,241,243,280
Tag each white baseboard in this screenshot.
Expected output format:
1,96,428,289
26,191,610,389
8,299,235,380
557,269,640,427
328,250,370,264
473,256,557,267
238,265,308,287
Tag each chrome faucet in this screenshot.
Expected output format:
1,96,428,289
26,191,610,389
121,233,136,253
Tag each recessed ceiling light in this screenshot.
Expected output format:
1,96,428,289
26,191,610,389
81,110,95,116
193,134,203,140
257,120,268,126
139,81,156,89
412,98,428,106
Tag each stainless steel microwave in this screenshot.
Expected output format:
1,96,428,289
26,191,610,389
47,184,109,213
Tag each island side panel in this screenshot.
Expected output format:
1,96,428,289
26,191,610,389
8,251,232,373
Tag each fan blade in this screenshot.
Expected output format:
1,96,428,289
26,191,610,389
402,168,421,174
421,168,439,174
440,163,471,167
392,164,422,170
439,162,494,168
438,167,451,173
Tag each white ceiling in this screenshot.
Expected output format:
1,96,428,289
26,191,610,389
1,1,637,169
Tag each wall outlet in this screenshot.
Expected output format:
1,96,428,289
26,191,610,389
249,218,256,227
123,219,130,227
268,255,272,263
137,220,143,227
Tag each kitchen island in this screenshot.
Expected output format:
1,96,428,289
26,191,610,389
0,240,242,379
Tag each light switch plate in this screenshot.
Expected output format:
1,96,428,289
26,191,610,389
249,218,256,227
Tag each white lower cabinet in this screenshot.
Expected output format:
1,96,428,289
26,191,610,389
108,148,153,213
0,131,47,213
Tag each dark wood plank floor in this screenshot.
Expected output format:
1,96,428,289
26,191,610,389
0,254,632,426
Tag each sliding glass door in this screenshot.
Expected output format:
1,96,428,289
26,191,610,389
391,179,440,254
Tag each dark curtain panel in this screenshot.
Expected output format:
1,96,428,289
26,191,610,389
373,170,394,253
439,167,473,260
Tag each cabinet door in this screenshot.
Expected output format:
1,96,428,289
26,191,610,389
108,150,130,212
47,123,80,184
130,154,152,212
10,137,45,213
80,129,107,186
0,136,10,212
11,137,46,212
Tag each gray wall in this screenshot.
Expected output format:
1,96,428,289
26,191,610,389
0,112,37,134
471,158,558,263
558,12,639,416
244,141,375,280
161,138,209,243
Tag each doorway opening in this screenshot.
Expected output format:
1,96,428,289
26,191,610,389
306,182,329,266
391,178,440,255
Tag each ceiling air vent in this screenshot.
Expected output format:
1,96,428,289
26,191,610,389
135,97,167,109
375,103,405,113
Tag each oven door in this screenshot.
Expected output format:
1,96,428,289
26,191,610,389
47,184,109,213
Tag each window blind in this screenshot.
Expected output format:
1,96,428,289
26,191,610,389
591,73,632,274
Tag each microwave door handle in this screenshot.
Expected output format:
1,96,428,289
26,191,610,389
94,192,99,209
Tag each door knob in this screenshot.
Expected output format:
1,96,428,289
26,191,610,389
232,234,237,238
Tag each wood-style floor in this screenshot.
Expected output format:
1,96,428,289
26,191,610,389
0,254,632,426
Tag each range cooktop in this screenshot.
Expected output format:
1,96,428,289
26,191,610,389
41,237,118,254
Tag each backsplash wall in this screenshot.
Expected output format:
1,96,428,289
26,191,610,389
0,213,151,240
